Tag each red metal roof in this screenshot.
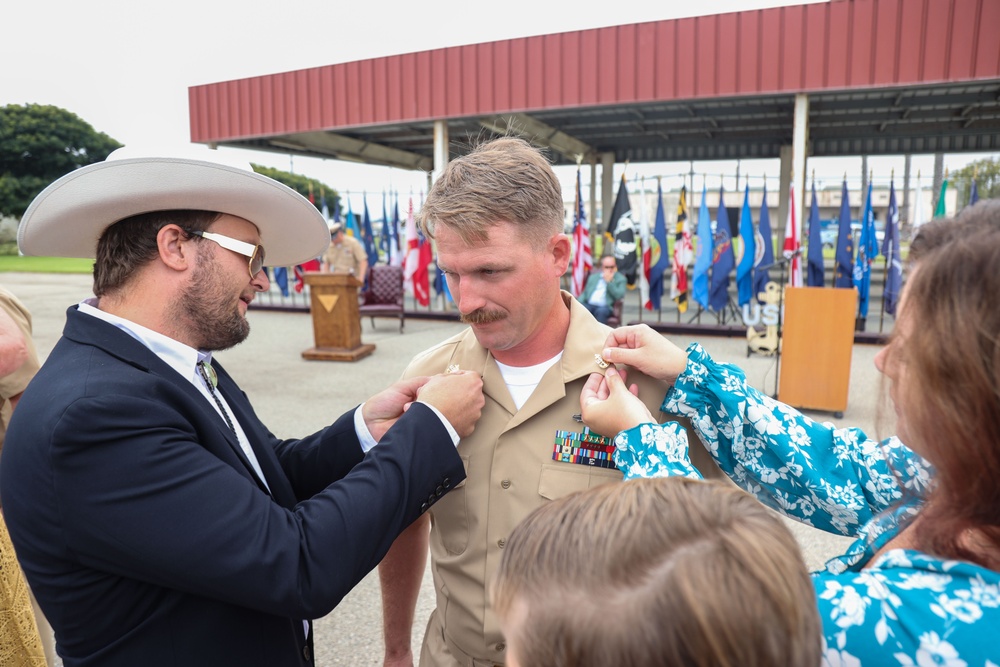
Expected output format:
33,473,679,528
189,0,1000,159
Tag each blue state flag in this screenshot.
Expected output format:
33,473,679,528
883,181,902,316
752,183,774,302
692,184,712,310
834,179,854,288
361,196,378,269
806,182,825,287
853,181,878,318
345,198,360,238
709,185,735,312
380,191,391,260
735,184,755,306
648,180,671,310
969,179,980,207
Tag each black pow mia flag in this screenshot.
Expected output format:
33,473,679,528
606,176,638,286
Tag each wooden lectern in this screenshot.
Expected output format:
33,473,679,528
778,287,856,416
301,273,376,362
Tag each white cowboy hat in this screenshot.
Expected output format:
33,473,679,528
18,145,330,267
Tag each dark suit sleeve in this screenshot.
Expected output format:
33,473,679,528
49,394,463,620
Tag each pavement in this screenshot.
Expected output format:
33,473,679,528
2,271,888,666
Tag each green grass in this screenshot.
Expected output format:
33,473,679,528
0,255,93,273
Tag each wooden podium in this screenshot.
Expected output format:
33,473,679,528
778,287,856,416
301,273,376,362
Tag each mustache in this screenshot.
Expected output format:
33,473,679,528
460,308,507,325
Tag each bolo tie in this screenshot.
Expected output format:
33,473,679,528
198,361,238,437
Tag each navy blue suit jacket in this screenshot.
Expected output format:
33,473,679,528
0,306,464,667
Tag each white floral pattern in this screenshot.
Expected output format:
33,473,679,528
615,343,1000,665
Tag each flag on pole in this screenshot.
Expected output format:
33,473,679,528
272,266,289,297
853,181,878,319
404,197,430,306
637,178,652,309
969,179,980,207
834,178,854,288
735,183,755,306
649,180,671,311
709,185,735,311
391,194,403,267
320,188,330,221
806,181,825,287
607,175,638,286
669,185,692,313
345,198,359,238
570,167,593,297
416,229,433,307
883,180,902,316
692,184,712,310
912,173,925,230
782,182,802,288
933,174,949,219
380,191,392,263
308,183,315,206
361,195,378,269
752,183,774,303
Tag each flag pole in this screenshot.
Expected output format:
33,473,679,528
879,169,893,333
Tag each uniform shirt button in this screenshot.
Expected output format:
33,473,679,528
496,642,506,652
303,644,312,662
497,538,506,549
500,479,511,489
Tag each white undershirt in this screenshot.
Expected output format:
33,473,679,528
588,278,608,306
494,352,563,410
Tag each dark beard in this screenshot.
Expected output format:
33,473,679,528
174,256,251,351
460,308,507,325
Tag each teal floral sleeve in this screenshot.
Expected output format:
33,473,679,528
661,343,933,538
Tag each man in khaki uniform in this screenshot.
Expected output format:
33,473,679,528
378,138,709,667
322,222,368,278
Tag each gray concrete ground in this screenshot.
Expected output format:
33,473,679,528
3,272,888,666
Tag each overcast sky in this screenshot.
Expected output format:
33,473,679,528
4,0,993,207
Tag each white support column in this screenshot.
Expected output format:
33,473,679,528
791,93,809,237
432,120,449,185
601,152,615,233
589,158,598,237
778,145,792,228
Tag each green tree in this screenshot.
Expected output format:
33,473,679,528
251,164,339,215
0,104,122,218
953,157,1000,206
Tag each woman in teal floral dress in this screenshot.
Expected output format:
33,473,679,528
580,204,1000,667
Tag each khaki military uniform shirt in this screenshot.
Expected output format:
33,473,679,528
323,234,366,275
402,293,674,666
0,287,39,449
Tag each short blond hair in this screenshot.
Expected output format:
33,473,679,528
419,137,564,247
492,478,821,667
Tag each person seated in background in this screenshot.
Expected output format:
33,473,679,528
577,255,625,324
491,477,821,667
577,201,1000,665
322,221,368,279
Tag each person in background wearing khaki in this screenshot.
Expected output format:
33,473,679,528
0,286,50,667
377,137,705,667
323,221,368,279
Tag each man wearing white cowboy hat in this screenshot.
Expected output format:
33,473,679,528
322,219,368,278
0,146,484,667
